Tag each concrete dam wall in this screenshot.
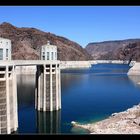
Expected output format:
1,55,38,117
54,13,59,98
15,61,92,75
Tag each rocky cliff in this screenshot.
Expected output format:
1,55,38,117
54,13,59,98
86,39,140,61
72,104,140,134
0,22,91,60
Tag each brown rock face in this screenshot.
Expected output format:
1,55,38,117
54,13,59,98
85,39,140,61
117,42,140,62
0,22,91,60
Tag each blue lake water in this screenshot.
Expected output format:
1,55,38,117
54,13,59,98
17,64,140,134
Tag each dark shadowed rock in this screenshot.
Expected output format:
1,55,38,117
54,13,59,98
0,22,92,60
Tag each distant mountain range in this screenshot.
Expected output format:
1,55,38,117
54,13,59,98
85,39,140,62
0,22,140,62
0,22,91,60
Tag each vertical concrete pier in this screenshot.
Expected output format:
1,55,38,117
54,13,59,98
35,61,61,111
0,64,18,134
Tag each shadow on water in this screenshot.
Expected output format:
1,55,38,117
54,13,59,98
17,75,35,109
17,75,36,133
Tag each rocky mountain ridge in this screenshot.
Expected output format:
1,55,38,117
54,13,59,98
85,39,140,61
0,22,92,60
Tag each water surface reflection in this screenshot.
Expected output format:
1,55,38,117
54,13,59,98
16,64,140,134
37,111,61,134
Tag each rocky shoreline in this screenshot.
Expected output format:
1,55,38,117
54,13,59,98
71,104,140,134
128,62,140,75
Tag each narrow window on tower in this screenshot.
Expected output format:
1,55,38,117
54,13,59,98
47,52,49,60
6,49,8,57
42,51,45,60
51,52,53,60
6,49,8,60
0,49,3,60
55,52,57,60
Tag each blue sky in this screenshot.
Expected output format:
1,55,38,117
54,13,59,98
0,6,140,47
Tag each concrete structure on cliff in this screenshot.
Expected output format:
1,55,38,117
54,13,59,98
0,38,61,134
0,38,11,60
40,41,57,61
36,41,61,111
